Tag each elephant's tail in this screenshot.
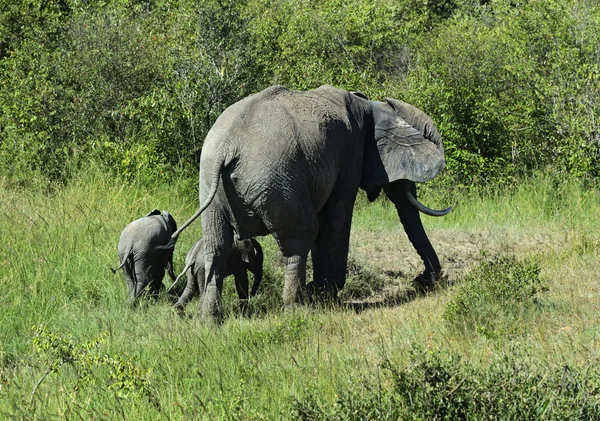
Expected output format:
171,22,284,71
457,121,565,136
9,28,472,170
111,249,132,274
110,259,126,274
158,157,224,251
168,263,192,293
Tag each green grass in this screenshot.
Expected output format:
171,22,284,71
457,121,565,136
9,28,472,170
1,171,600,419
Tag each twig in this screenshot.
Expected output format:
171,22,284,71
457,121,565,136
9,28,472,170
30,368,52,403
447,378,466,397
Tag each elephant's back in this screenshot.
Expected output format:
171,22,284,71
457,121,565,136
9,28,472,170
206,85,351,144
119,216,169,254
186,239,204,265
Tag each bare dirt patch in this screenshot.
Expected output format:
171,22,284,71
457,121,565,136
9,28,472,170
347,224,565,304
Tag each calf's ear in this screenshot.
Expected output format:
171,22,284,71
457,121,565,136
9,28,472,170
350,91,369,100
162,211,178,232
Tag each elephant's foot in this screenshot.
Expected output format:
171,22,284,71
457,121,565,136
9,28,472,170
173,302,186,317
200,285,224,324
412,271,448,294
412,274,434,294
237,299,249,316
306,278,340,305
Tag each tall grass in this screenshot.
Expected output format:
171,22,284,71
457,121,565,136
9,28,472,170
1,171,600,419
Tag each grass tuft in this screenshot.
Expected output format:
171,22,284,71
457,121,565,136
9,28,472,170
339,257,386,301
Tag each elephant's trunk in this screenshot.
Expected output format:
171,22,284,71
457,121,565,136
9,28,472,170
405,187,452,217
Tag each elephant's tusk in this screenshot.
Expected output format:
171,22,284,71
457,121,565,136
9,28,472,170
405,189,452,217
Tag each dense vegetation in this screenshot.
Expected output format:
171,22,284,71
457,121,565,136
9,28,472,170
1,0,599,186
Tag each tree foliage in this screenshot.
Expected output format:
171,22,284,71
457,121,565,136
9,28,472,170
0,0,598,185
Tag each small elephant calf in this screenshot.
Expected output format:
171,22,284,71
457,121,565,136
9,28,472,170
112,209,177,305
169,238,263,314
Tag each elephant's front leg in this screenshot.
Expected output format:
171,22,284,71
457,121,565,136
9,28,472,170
234,267,250,314
384,180,441,291
282,252,309,307
201,211,234,323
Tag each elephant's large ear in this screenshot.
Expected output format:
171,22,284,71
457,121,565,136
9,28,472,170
384,98,443,149
361,100,445,187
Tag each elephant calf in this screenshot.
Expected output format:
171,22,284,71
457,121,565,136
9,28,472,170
170,238,263,314
112,210,177,305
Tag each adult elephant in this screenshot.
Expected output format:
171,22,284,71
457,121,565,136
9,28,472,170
168,85,450,321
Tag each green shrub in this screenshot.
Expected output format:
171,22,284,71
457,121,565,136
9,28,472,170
293,347,600,420
0,0,262,183
1,0,599,185
444,255,548,338
31,325,158,408
404,0,600,185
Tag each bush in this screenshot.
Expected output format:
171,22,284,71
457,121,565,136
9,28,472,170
293,347,600,420
0,0,262,183
404,0,600,185
31,325,158,408
443,255,548,338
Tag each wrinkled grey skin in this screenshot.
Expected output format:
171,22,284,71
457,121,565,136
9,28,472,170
112,210,177,305
169,85,450,321
170,238,263,314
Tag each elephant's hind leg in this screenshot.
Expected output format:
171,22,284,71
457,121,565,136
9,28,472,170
259,182,318,308
122,258,136,304
310,172,360,297
273,232,313,308
201,210,234,323
149,266,166,297
281,250,309,307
